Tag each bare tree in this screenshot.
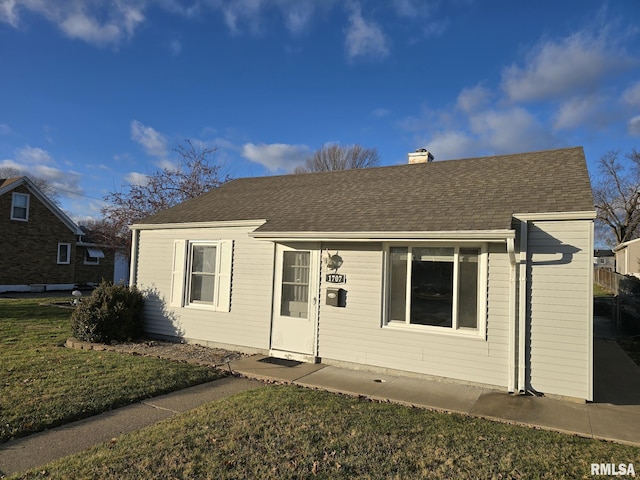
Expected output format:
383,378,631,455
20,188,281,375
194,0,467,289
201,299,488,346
0,166,61,205
293,144,380,174
100,140,230,252
593,148,640,246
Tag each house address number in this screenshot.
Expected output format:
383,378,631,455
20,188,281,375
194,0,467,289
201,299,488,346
326,273,346,284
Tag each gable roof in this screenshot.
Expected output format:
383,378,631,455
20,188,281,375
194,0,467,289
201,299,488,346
133,147,595,234
0,176,83,235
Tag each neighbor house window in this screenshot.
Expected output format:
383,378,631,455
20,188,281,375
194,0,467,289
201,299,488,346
57,243,71,264
11,192,30,221
386,244,486,334
84,247,105,265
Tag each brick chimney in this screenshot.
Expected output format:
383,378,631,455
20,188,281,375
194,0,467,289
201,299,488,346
408,148,434,164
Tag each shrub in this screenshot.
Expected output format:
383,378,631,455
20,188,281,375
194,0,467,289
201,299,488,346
71,281,145,343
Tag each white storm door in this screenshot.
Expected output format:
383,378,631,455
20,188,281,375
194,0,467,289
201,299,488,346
271,244,319,356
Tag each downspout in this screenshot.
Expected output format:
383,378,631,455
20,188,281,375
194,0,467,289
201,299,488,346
129,227,139,287
517,220,528,394
507,237,517,393
588,220,595,401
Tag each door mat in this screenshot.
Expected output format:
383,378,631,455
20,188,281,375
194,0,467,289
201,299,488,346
258,357,303,367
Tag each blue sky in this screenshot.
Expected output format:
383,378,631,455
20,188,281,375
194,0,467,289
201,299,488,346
1,0,639,221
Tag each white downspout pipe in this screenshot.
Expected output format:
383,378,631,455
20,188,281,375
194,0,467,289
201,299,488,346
507,237,517,393
129,227,140,287
517,220,528,394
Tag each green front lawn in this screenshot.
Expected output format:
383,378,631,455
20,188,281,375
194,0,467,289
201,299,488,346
0,298,224,443
12,386,640,480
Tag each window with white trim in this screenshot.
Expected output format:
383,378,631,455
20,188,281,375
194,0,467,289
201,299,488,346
386,244,487,334
11,192,30,221
57,243,71,264
170,239,233,311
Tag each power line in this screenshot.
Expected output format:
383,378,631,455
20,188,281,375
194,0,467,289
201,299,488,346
53,187,104,202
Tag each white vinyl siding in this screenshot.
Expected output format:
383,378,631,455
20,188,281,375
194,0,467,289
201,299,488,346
526,220,592,400
316,242,510,389
135,226,272,351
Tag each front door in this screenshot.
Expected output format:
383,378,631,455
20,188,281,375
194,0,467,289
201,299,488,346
271,243,319,357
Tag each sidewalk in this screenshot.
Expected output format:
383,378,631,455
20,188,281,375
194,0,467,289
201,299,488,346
0,377,262,477
2,338,639,477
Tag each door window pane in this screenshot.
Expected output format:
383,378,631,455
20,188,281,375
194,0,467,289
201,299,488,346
280,251,310,318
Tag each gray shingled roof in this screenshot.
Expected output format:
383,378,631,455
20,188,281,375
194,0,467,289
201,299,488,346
135,147,594,233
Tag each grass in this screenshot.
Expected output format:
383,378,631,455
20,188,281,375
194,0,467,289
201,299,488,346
593,283,615,298
10,385,640,480
0,297,224,443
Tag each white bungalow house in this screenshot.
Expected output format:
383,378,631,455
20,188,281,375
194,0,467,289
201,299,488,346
129,147,596,401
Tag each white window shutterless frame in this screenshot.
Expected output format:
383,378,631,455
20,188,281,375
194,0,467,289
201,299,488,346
270,243,320,357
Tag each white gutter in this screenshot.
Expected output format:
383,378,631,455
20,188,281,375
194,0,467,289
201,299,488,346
507,237,517,393
249,229,515,242
517,220,528,394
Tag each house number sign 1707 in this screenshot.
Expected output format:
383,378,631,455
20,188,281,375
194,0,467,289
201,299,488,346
326,273,346,284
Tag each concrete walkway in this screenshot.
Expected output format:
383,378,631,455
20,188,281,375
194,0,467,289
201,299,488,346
2,338,640,477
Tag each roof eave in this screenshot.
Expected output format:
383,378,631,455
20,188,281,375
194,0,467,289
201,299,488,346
513,210,596,221
130,219,267,231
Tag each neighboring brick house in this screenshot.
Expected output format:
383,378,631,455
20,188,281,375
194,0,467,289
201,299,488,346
0,176,116,292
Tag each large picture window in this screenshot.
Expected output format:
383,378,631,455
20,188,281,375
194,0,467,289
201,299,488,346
387,245,486,334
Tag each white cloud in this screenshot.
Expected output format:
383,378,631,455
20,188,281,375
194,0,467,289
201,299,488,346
277,0,319,34
344,2,389,60
456,85,491,113
553,94,614,131
629,116,640,136
1,0,145,46
0,0,19,26
169,38,182,56
241,142,309,171
502,28,634,102
15,145,55,164
622,81,640,106
215,0,266,35
130,120,169,159
471,107,556,153
370,107,391,118
0,156,83,198
0,123,13,135
125,171,150,186
423,131,477,160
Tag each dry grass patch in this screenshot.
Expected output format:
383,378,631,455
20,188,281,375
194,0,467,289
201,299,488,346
0,298,224,442
12,386,640,480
